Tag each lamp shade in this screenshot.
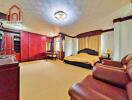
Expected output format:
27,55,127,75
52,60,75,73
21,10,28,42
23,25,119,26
105,49,111,54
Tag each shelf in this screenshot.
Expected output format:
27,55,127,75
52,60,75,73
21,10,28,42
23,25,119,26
14,39,20,41
14,36,20,38
14,43,20,45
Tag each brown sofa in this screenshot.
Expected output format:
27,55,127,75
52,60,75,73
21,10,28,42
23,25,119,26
68,61,132,100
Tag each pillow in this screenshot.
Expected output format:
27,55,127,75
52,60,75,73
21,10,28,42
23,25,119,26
127,63,132,80
78,48,98,56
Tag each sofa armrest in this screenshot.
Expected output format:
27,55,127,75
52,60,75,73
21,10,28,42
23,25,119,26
93,65,130,88
102,59,122,67
95,63,126,71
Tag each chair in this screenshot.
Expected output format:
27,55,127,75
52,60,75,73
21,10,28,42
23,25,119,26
68,62,132,100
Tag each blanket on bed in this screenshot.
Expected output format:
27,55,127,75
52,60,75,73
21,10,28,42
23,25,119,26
64,53,99,66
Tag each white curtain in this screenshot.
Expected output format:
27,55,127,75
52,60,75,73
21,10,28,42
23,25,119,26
72,38,78,55
64,36,73,56
54,37,61,52
113,22,121,60
101,31,114,57
64,36,78,56
113,3,132,60
64,37,78,57
120,20,132,58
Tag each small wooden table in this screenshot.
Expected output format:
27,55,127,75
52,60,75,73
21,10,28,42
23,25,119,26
46,51,58,60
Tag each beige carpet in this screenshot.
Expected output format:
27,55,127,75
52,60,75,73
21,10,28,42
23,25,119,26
20,60,92,100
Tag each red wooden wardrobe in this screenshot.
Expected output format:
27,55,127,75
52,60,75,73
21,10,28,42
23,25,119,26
21,31,47,62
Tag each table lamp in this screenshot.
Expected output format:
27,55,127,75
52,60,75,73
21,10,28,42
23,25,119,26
105,48,111,58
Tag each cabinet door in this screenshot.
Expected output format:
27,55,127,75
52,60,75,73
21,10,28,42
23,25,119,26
3,33,14,55
29,33,47,60
29,33,37,61
21,31,29,62
40,36,47,59
36,35,42,60
41,36,46,53
36,35,46,59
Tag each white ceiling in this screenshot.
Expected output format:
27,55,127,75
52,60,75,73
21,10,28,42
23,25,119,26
0,0,130,36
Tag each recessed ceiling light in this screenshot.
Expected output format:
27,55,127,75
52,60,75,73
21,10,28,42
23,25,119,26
54,11,67,21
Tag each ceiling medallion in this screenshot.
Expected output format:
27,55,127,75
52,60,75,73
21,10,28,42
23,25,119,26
54,11,67,21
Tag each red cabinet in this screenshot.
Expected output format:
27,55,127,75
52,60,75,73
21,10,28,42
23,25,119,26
21,31,47,62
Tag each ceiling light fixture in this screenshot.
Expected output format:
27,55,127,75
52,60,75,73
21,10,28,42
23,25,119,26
54,11,67,21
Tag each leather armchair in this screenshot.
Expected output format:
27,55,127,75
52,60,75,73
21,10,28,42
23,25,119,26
101,54,132,70
93,65,130,88
68,61,132,100
102,54,132,67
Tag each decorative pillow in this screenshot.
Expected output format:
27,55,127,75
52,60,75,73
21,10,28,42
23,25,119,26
127,63,132,80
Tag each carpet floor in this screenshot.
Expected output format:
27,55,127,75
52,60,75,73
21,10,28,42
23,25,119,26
20,60,92,100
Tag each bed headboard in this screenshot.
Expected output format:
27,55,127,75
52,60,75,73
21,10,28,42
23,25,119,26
78,48,99,56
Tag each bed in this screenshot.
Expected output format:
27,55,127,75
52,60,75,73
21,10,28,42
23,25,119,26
64,48,100,69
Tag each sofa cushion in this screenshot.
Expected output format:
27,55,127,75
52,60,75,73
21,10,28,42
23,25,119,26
127,82,132,100
80,76,128,100
127,63,132,80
